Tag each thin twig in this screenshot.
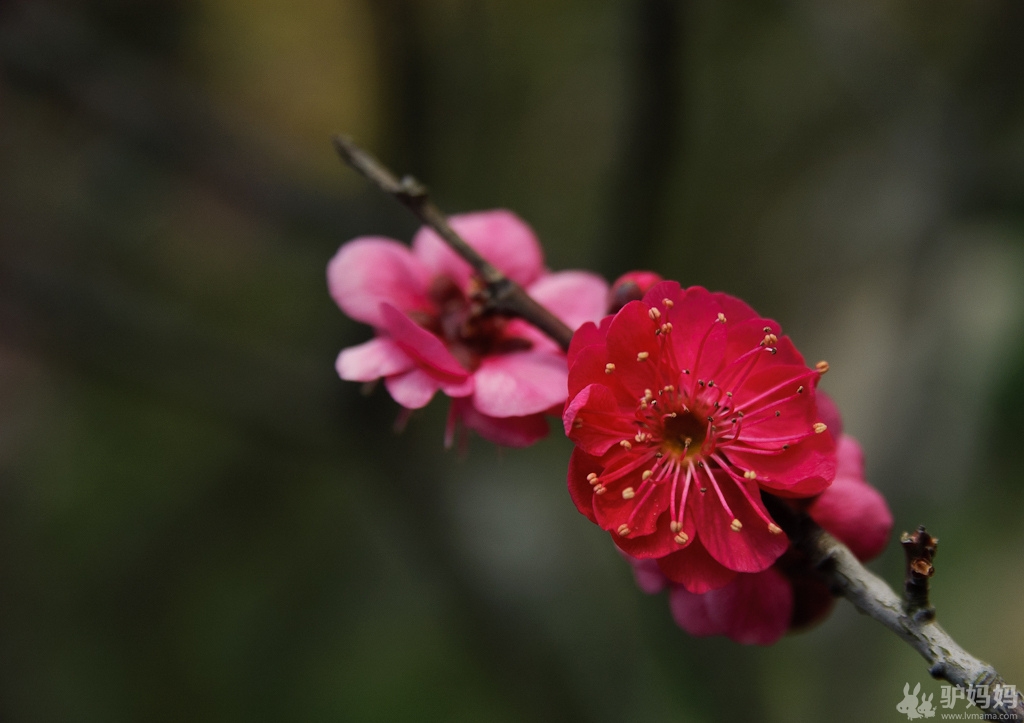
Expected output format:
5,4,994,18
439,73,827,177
332,136,575,351
769,501,1024,721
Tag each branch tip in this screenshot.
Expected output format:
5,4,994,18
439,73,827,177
331,135,575,351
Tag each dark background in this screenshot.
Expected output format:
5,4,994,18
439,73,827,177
2,1,1024,721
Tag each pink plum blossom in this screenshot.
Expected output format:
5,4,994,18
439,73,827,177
328,209,608,447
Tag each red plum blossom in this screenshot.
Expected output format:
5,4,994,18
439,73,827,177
563,281,837,593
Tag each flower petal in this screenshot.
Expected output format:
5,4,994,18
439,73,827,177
567,447,602,522
452,397,549,447
472,351,568,417
623,554,669,594
691,473,789,573
657,539,737,593
604,301,663,398
567,316,613,367
815,391,844,439
335,337,414,382
563,383,636,456
526,270,609,332
727,429,836,497
412,209,544,288
614,510,687,559
644,285,728,380
669,586,726,638
807,435,892,561
384,368,441,409
709,567,793,645
379,303,469,383
327,237,431,327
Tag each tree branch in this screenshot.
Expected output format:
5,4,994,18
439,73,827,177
769,501,1024,721
332,136,575,352
334,136,1023,721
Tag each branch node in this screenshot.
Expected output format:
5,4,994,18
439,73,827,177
331,135,576,352
397,175,427,200
901,525,938,615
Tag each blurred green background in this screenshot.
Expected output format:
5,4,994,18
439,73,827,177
2,1,1024,721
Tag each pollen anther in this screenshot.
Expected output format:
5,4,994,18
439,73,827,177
674,532,689,545
730,518,743,532
637,351,650,361
617,524,631,537
649,308,661,321
768,523,783,535
743,470,757,480
813,422,827,434
605,363,616,374
816,360,830,374
620,440,632,450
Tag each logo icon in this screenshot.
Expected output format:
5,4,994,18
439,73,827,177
897,682,922,720
897,683,937,719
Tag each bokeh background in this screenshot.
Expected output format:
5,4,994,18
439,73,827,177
3,1,1024,721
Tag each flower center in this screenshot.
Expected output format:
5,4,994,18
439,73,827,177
661,410,709,461
414,275,533,371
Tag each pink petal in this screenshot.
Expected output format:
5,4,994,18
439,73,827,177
669,584,726,637
691,474,789,573
719,318,805,374
604,301,663,398
727,429,836,497
327,237,431,327
808,435,892,561
657,539,737,593
379,303,469,383
593,465,670,538
710,568,793,645
640,279,683,307
624,554,669,594
671,568,794,645
567,447,601,522
335,337,414,382
441,376,475,398
472,351,568,418
384,368,441,409
815,391,844,439
563,383,635,456
614,510,688,560
567,317,613,368
412,209,545,289
643,284,728,380
526,271,610,332
668,305,727,380
710,291,760,325
451,397,549,447
566,342,614,403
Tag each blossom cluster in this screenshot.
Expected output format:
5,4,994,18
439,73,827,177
327,208,893,645
327,210,608,447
